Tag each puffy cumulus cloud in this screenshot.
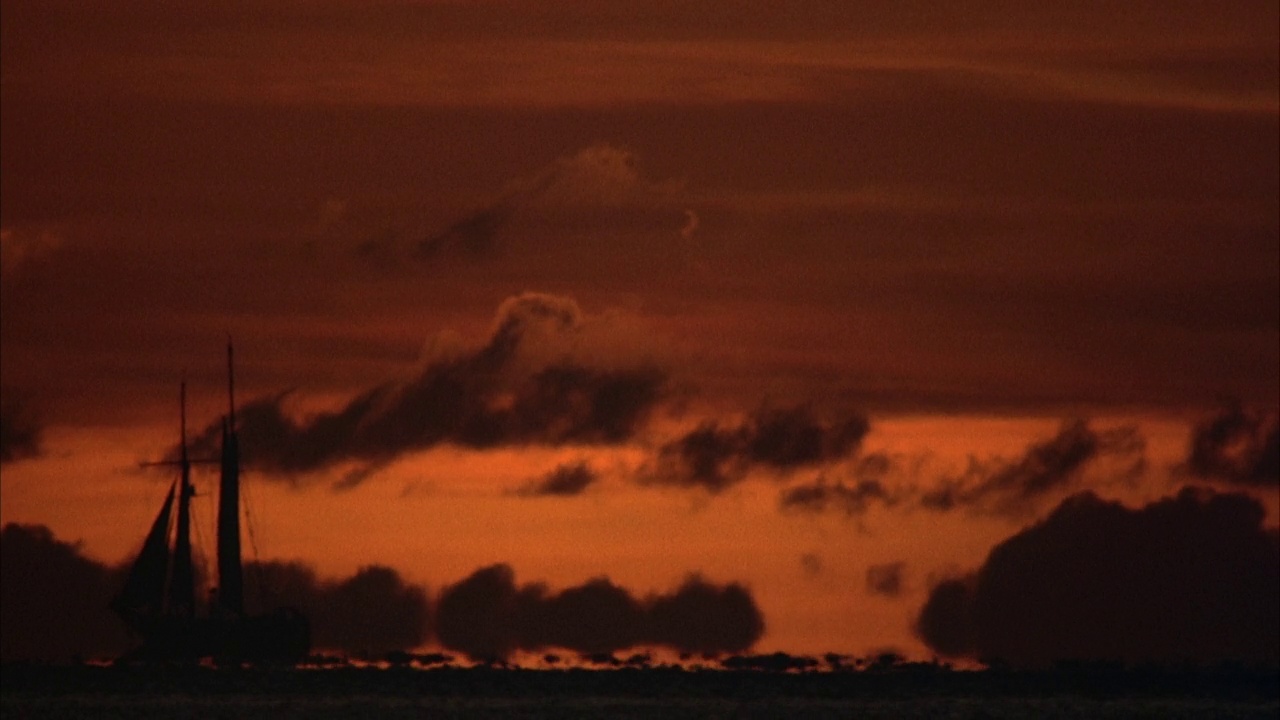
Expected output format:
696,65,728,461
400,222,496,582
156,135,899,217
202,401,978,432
920,420,1145,517
418,144,686,260
0,392,43,464
513,461,599,497
0,524,130,663
188,293,667,486
866,561,906,598
1185,403,1279,487
643,405,870,493
915,488,1280,667
435,564,764,660
245,561,429,656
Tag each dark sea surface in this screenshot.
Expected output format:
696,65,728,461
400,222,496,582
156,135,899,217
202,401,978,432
3,665,1277,719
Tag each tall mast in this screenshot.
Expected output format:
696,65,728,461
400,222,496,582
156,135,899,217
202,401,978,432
217,340,245,616
168,380,196,618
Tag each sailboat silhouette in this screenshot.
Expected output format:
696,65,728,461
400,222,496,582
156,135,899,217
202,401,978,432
112,344,309,663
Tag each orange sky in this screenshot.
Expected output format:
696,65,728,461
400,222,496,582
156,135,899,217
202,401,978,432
2,1,1277,663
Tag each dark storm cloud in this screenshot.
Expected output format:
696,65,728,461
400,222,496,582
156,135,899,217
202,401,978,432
866,562,906,598
915,488,1280,667
0,393,43,464
1185,403,1279,487
514,461,599,497
920,420,1145,516
0,524,129,663
435,564,764,660
187,294,667,484
245,561,429,656
644,405,870,492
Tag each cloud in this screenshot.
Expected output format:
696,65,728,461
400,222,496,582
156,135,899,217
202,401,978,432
920,420,1145,516
779,452,901,516
1185,403,1279,487
0,523,431,661
188,293,667,485
779,478,893,516
435,564,764,660
866,562,906,598
245,561,430,656
0,392,43,464
514,461,599,497
799,553,823,578
0,523,129,663
417,144,685,260
644,405,870,492
915,488,1280,667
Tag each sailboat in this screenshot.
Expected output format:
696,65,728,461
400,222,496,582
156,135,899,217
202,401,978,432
111,344,310,664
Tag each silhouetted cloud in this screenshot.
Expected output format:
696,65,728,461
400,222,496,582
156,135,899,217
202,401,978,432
242,561,430,656
0,522,431,662
779,478,893,516
915,488,1280,667
1,523,129,662
514,461,599,497
1185,403,1279,487
779,452,900,516
0,393,43,464
866,562,906,598
920,420,1145,516
188,294,667,485
644,405,870,492
435,564,764,660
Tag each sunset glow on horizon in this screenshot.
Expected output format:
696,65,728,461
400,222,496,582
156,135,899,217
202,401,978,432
2,1,1276,667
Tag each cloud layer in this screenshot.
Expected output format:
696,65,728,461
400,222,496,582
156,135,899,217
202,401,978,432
915,488,1280,666
0,394,42,465
435,564,764,660
188,294,666,485
0,524,129,663
920,420,1145,516
1185,403,1279,487
644,405,870,492
244,561,430,656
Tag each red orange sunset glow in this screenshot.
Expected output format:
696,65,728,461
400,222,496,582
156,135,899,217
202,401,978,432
2,1,1277,666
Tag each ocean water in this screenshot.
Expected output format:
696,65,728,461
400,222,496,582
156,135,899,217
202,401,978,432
4,666,1276,719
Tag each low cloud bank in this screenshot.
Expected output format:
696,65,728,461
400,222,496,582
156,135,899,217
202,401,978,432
2,525,764,663
0,524,430,661
436,564,764,660
915,488,1280,667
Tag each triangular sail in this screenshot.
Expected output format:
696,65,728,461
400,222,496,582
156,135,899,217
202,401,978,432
111,481,176,626
167,382,196,619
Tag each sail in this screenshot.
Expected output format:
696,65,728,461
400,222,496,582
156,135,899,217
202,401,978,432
217,341,245,616
112,481,176,626
167,382,196,619
217,420,244,615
